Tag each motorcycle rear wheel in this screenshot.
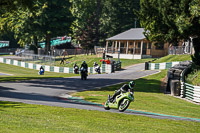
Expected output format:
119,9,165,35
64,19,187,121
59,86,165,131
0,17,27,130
118,99,130,112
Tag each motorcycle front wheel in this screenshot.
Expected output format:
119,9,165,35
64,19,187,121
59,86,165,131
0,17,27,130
118,99,130,112
104,101,110,110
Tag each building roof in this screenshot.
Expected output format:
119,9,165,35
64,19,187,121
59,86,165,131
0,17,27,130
106,28,146,41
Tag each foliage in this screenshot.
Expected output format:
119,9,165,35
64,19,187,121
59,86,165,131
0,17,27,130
0,0,74,54
185,64,200,86
72,0,140,49
138,0,200,65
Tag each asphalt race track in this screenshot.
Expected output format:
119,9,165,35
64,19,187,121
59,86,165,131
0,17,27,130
0,63,199,122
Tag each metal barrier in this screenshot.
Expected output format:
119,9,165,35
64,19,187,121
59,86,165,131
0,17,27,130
180,64,200,103
0,57,118,74
114,62,121,71
168,46,192,55
21,53,55,66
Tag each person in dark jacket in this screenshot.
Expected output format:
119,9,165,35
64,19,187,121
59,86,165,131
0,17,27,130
80,61,88,71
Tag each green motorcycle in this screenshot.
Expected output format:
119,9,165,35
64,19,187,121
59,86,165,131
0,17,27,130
104,91,134,112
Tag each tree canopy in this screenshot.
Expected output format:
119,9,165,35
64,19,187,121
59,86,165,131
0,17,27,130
72,0,140,49
0,0,74,54
138,0,200,65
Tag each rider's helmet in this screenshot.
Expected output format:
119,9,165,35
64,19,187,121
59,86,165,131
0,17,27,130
83,61,86,64
129,81,135,88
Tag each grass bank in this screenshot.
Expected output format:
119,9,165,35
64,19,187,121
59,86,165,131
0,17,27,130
152,54,199,86
0,101,199,133
31,55,154,68
153,55,191,63
0,63,75,82
185,64,200,86
73,70,200,118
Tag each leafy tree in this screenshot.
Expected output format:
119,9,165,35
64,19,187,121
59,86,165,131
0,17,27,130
72,0,103,50
175,0,200,65
138,0,200,65
1,0,74,54
72,0,140,49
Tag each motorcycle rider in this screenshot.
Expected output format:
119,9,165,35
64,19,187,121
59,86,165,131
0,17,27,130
73,63,79,74
80,61,88,72
109,81,135,102
93,62,98,67
93,61,101,74
39,66,45,75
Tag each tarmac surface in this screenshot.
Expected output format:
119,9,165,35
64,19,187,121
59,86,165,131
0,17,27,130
0,62,199,122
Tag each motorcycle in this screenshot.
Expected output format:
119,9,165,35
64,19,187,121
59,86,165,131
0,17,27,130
74,66,79,74
80,67,88,80
94,65,101,74
38,69,44,75
104,90,134,112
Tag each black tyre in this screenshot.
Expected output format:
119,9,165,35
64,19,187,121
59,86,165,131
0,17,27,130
118,99,130,112
104,101,110,110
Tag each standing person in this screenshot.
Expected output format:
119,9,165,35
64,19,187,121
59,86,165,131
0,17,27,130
60,56,65,65
100,58,111,64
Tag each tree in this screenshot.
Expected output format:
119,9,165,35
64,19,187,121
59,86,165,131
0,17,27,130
175,0,200,65
72,0,103,50
0,0,74,54
138,0,200,65
72,0,140,49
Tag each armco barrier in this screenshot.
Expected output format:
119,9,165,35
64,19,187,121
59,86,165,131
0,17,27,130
147,61,180,70
0,57,115,74
180,65,200,103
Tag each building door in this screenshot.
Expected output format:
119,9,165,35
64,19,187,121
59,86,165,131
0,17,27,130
142,43,147,55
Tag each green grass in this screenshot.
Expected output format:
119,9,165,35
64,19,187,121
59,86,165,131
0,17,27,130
73,70,200,118
31,55,154,68
0,101,199,133
153,55,192,63
185,64,200,86
0,63,75,82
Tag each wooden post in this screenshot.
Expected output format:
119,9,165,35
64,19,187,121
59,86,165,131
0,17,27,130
133,41,136,55
126,41,129,54
115,41,118,53
119,41,121,53
112,41,114,53
106,41,108,53
140,40,143,55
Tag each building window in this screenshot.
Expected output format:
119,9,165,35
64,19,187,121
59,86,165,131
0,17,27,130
120,42,124,47
148,43,151,49
138,42,141,48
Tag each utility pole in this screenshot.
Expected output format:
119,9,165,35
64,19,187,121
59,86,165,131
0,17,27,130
134,18,137,28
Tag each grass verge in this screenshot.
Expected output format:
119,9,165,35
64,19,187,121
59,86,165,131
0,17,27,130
29,55,154,68
185,64,200,86
72,70,200,118
153,55,191,63
0,101,199,133
0,63,75,82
